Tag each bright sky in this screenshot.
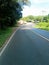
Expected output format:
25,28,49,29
22,0,49,17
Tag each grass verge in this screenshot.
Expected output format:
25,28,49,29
35,22,49,31
0,26,17,48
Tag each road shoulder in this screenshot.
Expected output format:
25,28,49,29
0,25,20,56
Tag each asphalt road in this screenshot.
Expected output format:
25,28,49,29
0,23,49,65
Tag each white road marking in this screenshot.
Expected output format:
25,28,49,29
31,30,49,42
0,27,20,56
0,24,49,56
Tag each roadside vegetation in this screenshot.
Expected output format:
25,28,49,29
21,14,49,31
0,27,13,47
35,14,49,30
36,22,49,30
0,0,22,47
21,15,35,22
0,0,30,48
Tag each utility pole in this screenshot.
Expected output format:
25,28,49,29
41,10,46,22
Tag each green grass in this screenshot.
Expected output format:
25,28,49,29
0,27,13,47
35,22,49,31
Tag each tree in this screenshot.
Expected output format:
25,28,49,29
0,0,22,29
43,16,48,22
34,16,43,22
0,0,30,29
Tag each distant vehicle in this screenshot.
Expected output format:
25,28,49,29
27,20,32,22
34,20,39,23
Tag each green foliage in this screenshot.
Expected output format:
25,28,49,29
21,15,34,22
0,0,22,29
36,22,49,30
27,15,34,20
22,14,49,23
42,16,48,22
21,17,30,21
0,27,13,47
36,15,49,22
34,16,42,22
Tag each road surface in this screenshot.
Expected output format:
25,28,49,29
0,23,49,65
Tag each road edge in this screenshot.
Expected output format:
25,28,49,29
31,30,49,42
0,26,20,56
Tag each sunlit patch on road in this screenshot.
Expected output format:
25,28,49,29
21,27,31,30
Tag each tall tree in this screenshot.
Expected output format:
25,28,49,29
0,0,22,29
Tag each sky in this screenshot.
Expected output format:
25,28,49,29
22,0,49,17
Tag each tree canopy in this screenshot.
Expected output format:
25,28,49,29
0,0,22,29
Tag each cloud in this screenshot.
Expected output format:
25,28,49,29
22,6,49,17
31,0,49,4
